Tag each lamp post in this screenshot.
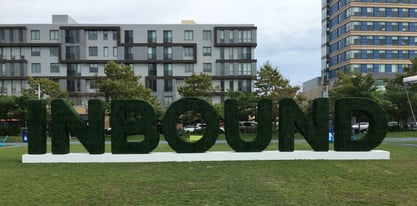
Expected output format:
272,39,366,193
37,84,40,99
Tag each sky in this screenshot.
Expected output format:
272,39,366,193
0,0,322,87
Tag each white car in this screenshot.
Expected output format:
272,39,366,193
352,122,369,132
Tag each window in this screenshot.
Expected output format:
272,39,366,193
366,22,374,31
90,81,98,89
378,8,386,17
89,47,98,56
203,63,212,72
88,31,98,40
104,47,108,57
50,63,60,73
203,30,212,40
164,79,173,92
392,36,399,45
185,64,194,73
392,64,398,72
164,30,172,43
164,64,173,76
49,30,59,40
229,48,234,59
50,47,58,56
148,30,157,43
103,31,108,40
238,63,252,75
203,47,212,56
67,64,81,76
66,46,80,59
125,47,133,59
65,30,80,43
238,31,252,43
229,31,234,42
219,30,225,42
379,50,386,59
366,8,373,17
31,47,40,56
164,47,173,60
148,64,157,76
125,30,134,43
239,47,251,59
31,30,40,40
229,80,234,91
379,64,386,73
229,63,234,75
220,80,225,91
89,64,98,73
31,63,41,73
184,47,194,57
392,50,399,59
147,79,157,92
184,30,193,40
147,47,156,60
238,80,251,92
113,47,118,57
112,31,118,40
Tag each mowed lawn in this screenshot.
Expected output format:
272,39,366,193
0,134,416,205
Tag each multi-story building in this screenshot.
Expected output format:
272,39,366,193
0,15,257,108
321,0,417,95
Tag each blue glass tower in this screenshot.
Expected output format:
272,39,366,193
321,0,417,95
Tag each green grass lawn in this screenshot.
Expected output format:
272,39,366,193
0,134,416,205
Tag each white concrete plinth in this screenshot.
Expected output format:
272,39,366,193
22,150,390,163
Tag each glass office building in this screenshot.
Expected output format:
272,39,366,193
321,0,417,94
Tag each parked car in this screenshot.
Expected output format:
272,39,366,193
239,121,257,133
352,122,369,133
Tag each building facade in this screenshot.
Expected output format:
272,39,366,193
0,15,257,108
321,0,417,95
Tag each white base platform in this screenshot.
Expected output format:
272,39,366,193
22,150,390,163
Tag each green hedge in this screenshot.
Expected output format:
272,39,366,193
111,100,159,154
334,97,387,151
163,98,219,153
279,98,329,152
51,99,105,154
224,98,272,152
28,99,47,154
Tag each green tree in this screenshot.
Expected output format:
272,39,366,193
329,72,383,102
96,61,159,111
254,62,301,126
384,57,417,125
177,72,216,100
26,77,68,103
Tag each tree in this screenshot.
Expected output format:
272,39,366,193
329,72,383,102
26,77,68,103
254,62,301,125
95,61,159,110
384,57,417,125
177,72,217,100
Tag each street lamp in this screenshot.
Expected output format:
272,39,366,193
37,84,40,99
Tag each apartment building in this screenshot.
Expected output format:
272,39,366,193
0,15,257,108
321,0,417,95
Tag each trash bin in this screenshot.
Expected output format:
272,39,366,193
21,127,28,143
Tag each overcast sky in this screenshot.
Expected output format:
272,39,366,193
0,0,322,87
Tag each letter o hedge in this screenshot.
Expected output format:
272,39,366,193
163,98,219,153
